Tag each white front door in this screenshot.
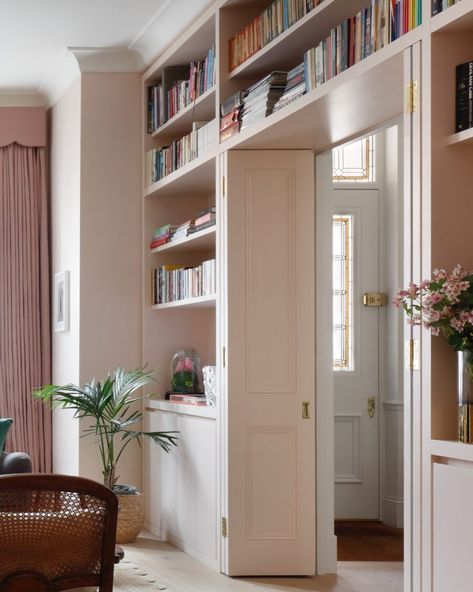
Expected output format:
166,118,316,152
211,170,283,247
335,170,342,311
333,189,380,520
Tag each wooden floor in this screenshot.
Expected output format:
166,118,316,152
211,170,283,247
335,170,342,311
119,532,403,592
335,521,404,562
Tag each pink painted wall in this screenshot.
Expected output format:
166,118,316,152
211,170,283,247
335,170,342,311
49,77,82,476
49,72,142,488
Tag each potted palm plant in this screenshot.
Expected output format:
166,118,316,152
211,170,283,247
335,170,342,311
34,367,178,542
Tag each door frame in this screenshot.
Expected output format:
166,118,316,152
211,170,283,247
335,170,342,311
315,123,407,574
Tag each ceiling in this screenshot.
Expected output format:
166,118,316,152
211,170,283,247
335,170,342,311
0,0,209,98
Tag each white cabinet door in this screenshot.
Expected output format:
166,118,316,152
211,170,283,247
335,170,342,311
145,409,217,568
221,150,315,576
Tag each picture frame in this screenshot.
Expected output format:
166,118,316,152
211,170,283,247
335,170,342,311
54,271,70,333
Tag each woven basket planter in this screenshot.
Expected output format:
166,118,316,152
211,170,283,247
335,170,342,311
116,491,145,544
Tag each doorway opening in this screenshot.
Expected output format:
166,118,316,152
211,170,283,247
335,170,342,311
316,124,404,578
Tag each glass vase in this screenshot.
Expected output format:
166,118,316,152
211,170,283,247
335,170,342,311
458,350,473,443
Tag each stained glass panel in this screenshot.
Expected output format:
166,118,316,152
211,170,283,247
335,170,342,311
333,136,375,183
333,215,354,371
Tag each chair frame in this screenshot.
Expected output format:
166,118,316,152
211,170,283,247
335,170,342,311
0,473,118,592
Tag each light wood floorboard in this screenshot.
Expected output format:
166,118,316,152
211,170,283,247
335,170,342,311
120,532,403,592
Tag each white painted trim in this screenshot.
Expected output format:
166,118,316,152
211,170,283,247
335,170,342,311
144,522,219,571
315,150,337,575
382,496,404,528
383,401,404,411
69,47,143,72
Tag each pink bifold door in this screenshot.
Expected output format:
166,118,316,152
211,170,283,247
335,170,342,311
219,150,316,576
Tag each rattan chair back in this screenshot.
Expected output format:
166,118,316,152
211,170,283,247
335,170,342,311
0,473,118,592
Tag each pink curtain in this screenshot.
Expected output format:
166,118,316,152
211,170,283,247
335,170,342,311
0,142,51,472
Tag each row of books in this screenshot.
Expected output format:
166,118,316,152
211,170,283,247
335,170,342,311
147,46,216,133
304,0,421,92
456,61,473,133
221,0,421,141
146,120,217,185
432,0,459,16
228,0,323,72
152,259,216,305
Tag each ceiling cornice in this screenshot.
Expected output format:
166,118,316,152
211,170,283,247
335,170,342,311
37,0,213,108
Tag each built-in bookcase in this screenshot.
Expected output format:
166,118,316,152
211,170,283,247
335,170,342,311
140,0,473,581
428,7,473,445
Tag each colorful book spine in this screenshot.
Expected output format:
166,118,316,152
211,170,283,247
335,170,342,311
228,0,324,72
305,0,421,94
146,119,216,185
147,45,216,134
152,259,216,305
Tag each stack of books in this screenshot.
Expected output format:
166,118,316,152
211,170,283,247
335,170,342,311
194,206,216,232
228,0,321,72
220,91,248,142
273,63,306,112
456,61,473,133
150,224,178,249
172,220,195,241
169,394,207,406
152,258,216,305
304,0,421,93
432,0,458,16
240,71,287,131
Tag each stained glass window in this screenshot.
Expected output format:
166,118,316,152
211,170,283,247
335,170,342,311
333,215,354,371
333,135,375,182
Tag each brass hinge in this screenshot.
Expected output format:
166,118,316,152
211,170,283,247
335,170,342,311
406,80,418,114
302,401,310,419
405,338,419,371
221,176,226,198
222,346,226,368
221,517,228,538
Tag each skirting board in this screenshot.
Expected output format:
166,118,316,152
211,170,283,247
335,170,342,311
144,521,219,571
382,496,404,529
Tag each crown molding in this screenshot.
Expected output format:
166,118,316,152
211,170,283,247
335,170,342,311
38,46,143,107
37,0,212,107
129,0,213,66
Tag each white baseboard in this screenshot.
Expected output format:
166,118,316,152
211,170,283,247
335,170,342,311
382,496,404,528
144,521,219,571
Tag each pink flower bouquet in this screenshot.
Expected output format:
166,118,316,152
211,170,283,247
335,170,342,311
394,265,473,352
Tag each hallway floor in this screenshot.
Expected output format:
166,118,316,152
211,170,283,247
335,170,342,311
335,521,404,562
120,532,403,592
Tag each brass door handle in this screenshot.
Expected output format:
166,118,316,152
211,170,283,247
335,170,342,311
368,396,376,418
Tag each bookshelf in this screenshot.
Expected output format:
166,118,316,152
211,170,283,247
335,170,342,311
139,0,473,581
150,226,216,254
151,295,216,310
446,127,473,145
226,0,369,79
150,87,216,140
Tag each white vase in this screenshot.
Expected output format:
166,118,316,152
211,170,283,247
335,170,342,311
202,366,216,407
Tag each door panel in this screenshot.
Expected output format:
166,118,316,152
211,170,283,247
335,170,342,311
334,191,380,520
222,150,315,576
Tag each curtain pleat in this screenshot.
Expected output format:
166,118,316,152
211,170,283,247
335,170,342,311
0,143,52,472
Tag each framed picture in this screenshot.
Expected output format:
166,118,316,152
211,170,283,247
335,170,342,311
54,271,70,333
